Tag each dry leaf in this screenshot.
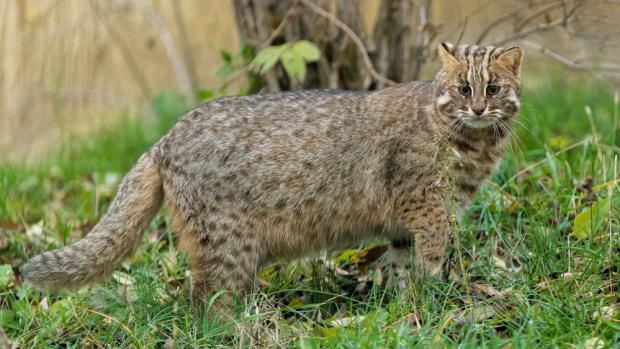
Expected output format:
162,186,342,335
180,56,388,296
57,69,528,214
25,221,44,238
562,272,574,280
571,199,610,240
406,311,422,332
112,271,135,286
163,338,175,349
468,305,498,322
592,306,617,321
113,271,137,303
326,315,366,328
584,337,605,349
471,283,502,297
492,256,508,270
40,297,49,312
288,297,305,309
256,277,271,288
0,327,13,349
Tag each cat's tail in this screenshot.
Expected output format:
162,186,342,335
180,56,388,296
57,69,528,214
21,152,163,290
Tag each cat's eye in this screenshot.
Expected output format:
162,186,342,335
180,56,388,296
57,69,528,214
458,85,471,96
486,84,500,95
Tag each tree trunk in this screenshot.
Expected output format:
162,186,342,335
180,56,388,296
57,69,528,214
232,0,422,92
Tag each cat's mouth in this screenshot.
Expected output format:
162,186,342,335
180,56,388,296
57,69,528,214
461,116,495,129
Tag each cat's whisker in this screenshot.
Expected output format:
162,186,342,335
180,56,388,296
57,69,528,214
511,118,539,142
498,119,526,160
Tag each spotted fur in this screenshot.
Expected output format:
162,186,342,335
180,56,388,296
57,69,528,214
22,43,522,309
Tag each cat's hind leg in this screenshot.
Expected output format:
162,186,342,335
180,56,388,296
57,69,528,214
173,210,260,316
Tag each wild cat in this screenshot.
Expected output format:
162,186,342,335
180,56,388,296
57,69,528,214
22,43,522,308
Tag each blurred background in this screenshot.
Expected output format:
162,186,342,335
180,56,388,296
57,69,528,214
1,0,619,161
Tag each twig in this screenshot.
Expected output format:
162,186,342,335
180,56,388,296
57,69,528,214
218,8,294,91
491,18,568,47
521,39,618,87
514,1,567,32
297,0,395,86
476,0,566,44
455,17,468,47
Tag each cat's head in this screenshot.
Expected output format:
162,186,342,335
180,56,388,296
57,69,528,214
434,43,523,129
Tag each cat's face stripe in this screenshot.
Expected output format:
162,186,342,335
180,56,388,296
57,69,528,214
436,43,523,129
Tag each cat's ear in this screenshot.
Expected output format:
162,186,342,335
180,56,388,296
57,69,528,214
438,42,460,71
496,47,523,77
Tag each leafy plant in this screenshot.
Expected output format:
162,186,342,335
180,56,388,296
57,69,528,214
250,40,320,81
215,43,262,96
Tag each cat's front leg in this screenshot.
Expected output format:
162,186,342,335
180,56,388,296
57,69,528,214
397,192,450,281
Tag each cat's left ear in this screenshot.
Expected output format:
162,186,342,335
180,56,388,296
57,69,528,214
496,47,524,77
438,42,460,71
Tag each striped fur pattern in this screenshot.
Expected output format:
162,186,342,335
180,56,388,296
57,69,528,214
434,43,523,219
21,43,522,310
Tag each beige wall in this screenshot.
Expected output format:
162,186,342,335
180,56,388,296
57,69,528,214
1,0,242,160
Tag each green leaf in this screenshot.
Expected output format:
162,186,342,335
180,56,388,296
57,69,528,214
250,45,287,73
281,48,306,81
0,264,14,289
196,89,215,101
291,40,320,62
571,199,610,239
240,43,256,61
217,64,236,79
219,50,232,64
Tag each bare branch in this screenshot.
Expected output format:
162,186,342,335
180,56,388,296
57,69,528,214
218,8,295,91
297,0,395,86
521,40,619,87
491,17,568,47
455,16,468,46
476,0,566,44
514,1,568,32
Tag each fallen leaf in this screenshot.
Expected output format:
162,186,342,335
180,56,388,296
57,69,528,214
0,235,8,252
0,221,22,231
468,305,498,322
433,316,453,342
471,283,502,297
256,278,271,288
40,297,49,312
406,311,422,332
343,245,389,266
592,306,617,321
0,327,14,349
492,256,508,270
571,199,610,240
112,271,135,286
0,265,15,289
584,337,605,349
258,265,278,283
25,222,44,239
163,338,175,349
113,271,137,303
326,315,366,328
287,297,305,309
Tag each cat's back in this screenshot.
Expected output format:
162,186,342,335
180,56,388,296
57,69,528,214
157,90,368,168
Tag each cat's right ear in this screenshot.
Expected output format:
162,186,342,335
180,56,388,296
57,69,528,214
438,42,460,71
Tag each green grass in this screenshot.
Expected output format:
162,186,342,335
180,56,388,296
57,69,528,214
0,77,619,348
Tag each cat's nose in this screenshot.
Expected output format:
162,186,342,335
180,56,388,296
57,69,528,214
471,103,486,116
